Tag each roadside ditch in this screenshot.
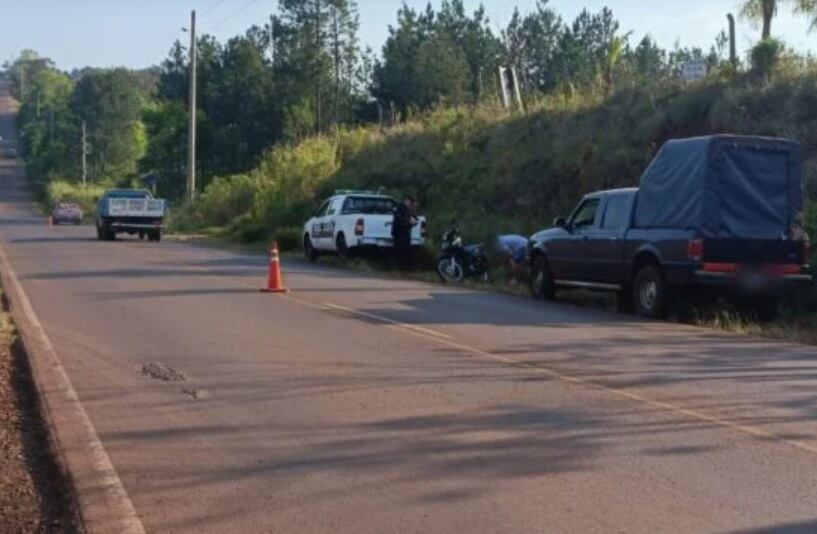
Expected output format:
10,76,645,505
0,291,82,533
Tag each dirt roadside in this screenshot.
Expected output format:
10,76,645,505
0,293,81,533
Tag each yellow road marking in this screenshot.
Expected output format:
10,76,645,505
312,302,817,457
163,253,817,457
321,301,453,340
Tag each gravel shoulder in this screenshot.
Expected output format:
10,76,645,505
0,293,81,533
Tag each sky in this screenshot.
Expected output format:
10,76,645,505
1,0,815,71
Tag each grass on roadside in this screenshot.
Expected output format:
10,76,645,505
694,308,817,346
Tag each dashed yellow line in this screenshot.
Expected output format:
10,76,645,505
316,303,817,457
163,253,817,457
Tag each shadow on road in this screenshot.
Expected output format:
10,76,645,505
727,520,817,534
11,236,98,244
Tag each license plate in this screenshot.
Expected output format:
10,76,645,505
741,271,770,291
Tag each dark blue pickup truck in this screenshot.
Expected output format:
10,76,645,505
529,135,812,319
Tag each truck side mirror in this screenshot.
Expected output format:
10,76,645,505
553,216,567,228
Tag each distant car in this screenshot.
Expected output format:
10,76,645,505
1,146,18,159
51,203,83,225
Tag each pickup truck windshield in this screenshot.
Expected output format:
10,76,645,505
342,196,396,215
571,199,600,228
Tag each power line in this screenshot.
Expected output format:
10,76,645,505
201,0,231,16
208,0,264,32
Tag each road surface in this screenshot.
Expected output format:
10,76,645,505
3,84,817,534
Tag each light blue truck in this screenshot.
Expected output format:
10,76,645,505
95,189,167,242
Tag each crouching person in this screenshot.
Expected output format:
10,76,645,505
493,234,529,284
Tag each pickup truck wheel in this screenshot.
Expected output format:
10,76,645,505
530,255,555,300
102,222,115,241
633,265,667,319
336,234,349,260
304,235,318,262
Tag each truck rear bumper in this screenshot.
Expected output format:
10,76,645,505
355,237,424,248
110,223,164,230
691,270,812,294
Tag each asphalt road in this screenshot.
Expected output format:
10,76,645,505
3,85,817,534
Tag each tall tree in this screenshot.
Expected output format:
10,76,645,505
374,2,499,111
741,0,779,39
502,1,563,92
71,69,146,182
278,0,362,132
628,36,667,80
552,7,621,89
793,0,817,29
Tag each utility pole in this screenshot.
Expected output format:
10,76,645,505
187,9,197,202
314,0,322,135
269,15,275,64
727,13,737,67
81,121,88,186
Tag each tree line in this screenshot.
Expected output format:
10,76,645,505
4,0,817,201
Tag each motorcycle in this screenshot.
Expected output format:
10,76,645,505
436,225,489,283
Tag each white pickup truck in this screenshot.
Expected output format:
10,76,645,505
303,191,426,259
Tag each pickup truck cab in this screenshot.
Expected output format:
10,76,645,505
303,191,426,260
96,189,166,242
530,135,812,319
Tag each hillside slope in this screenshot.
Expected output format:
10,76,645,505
179,74,817,245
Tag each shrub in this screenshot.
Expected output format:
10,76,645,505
272,227,302,252
195,174,258,227
45,181,105,215
751,38,783,79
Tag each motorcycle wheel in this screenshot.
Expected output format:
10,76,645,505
437,257,465,283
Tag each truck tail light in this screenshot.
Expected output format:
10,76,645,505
686,238,704,262
421,220,427,238
702,262,736,273
354,218,364,236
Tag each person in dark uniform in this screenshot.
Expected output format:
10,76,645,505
392,195,417,270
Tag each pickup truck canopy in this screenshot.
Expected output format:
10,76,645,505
634,135,802,239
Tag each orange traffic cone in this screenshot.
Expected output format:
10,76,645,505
260,242,288,293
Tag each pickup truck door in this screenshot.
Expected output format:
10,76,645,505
310,199,333,250
582,193,634,284
550,197,602,281
323,197,345,250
